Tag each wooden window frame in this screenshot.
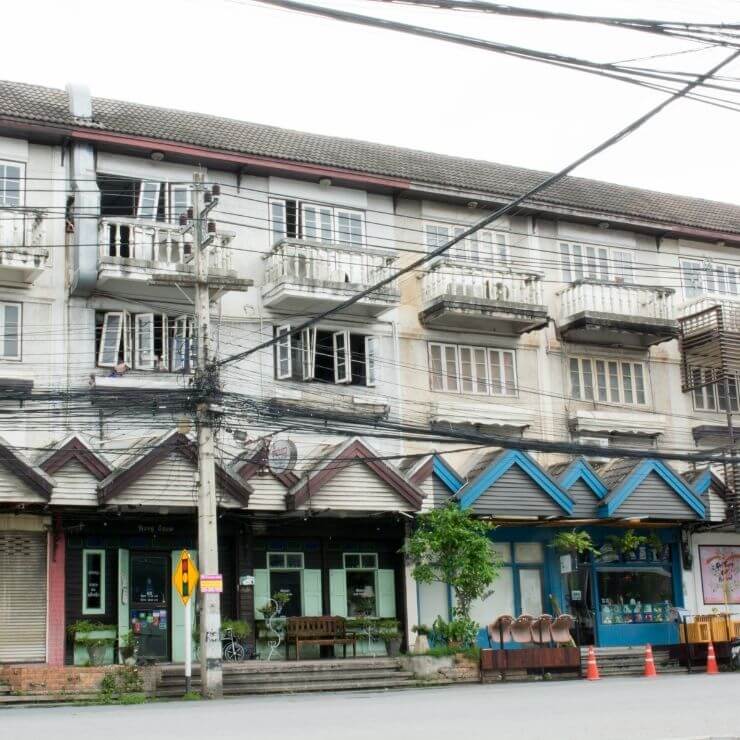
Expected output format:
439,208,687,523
82,548,106,616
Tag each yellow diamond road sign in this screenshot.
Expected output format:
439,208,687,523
173,549,199,606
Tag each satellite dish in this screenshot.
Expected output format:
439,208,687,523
267,438,297,476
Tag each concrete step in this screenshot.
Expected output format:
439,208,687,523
156,676,418,697
159,669,413,688
0,684,11,696
159,658,400,677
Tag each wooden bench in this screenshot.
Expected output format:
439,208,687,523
285,616,357,660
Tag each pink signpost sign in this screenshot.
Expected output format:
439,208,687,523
200,574,224,594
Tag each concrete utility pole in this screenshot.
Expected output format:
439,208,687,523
192,171,223,698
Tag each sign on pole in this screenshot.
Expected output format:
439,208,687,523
173,550,199,694
173,549,200,605
200,574,223,594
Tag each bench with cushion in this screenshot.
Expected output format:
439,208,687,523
285,616,357,660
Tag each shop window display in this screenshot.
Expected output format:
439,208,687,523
598,566,673,624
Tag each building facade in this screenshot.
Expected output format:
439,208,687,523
0,79,739,665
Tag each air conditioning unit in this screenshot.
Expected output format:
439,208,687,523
578,436,610,463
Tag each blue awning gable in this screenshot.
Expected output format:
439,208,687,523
433,454,464,494
458,449,574,515
692,467,712,496
598,459,706,519
558,457,608,500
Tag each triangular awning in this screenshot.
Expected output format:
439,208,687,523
458,448,574,515
558,457,608,499
39,435,111,481
598,458,705,519
98,430,252,506
286,437,424,511
0,435,54,501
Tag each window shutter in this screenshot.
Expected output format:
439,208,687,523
137,181,161,220
276,325,292,380
98,312,123,367
160,315,169,370
333,330,351,384
301,327,316,381
270,199,287,244
253,569,270,619
134,313,155,369
0,303,20,360
187,317,197,370
117,549,129,663
301,570,323,617
364,336,376,387
613,250,635,284
681,259,703,298
169,184,191,223
376,570,396,618
302,204,333,242
172,315,189,371
122,311,133,367
329,569,348,617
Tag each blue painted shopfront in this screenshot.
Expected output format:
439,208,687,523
476,525,682,649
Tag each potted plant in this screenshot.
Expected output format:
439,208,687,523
68,620,117,666
377,619,402,657
118,630,136,665
606,529,648,560
412,624,431,654
646,532,663,560
552,529,599,558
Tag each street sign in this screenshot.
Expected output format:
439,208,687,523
173,549,199,606
200,573,223,594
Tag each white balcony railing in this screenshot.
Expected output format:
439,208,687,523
559,280,675,321
99,216,233,271
263,239,399,296
420,259,544,307
0,208,48,253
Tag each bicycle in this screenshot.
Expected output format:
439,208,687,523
222,626,246,662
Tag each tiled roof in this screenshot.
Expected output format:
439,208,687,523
2,79,740,235
599,458,640,490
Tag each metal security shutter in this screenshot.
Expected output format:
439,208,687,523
0,533,47,662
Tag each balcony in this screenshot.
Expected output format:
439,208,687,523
98,217,250,301
261,239,400,317
557,280,678,348
0,208,49,284
418,259,548,335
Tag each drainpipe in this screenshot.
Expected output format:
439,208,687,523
67,83,99,297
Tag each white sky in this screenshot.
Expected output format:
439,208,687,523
2,0,740,203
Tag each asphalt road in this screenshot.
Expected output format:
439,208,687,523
4,674,740,740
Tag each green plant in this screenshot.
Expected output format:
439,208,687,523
406,503,500,623
67,620,117,641
221,619,251,640
431,616,479,648
258,591,291,617
182,691,202,701
646,532,663,552
118,693,147,705
606,529,648,557
412,624,431,636
98,666,144,703
552,529,599,555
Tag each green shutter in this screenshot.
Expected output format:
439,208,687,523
117,549,129,662
302,569,323,616
253,569,270,618
171,550,198,663
329,569,347,617
377,569,396,618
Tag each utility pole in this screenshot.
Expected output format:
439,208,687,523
191,171,223,698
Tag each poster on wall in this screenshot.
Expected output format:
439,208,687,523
699,545,740,605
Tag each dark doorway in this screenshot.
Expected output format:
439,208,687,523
130,552,170,661
270,570,302,618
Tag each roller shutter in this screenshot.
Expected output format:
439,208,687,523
0,532,47,662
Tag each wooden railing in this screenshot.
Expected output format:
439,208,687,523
0,208,48,253
678,295,740,333
99,216,233,270
420,258,544,306
559,280,675,321
263,239,399,295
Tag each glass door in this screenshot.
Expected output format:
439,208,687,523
130,553,170,661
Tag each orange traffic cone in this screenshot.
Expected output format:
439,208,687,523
644,643,658,678
585,645,600,681
706,642,719,675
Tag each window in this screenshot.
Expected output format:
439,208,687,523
98,175,195,225
268,552,304,569
96,311,194,372
274,325,376,386
269,198,365,246
0,161,23,207
0,302,21,360
82,549,106,615
690,367,739,412
597,565,674,625
560,242,611,283
681,258,740,300
344,553,379,617
426,222,510,264
429,342,516,396
570,357,647,406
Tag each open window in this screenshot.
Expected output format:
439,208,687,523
172,316,196,372
98,311,124,367
333,330,351,384
301,327,316,381
135,314,155,370
137,181,161,220
276,325,292,380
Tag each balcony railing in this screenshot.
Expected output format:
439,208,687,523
558,280,675,321
99,216,233,271
0,208,48,253
420,259,544,306
263,239,399,296
678,295,740,335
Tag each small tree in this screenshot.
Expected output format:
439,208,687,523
406,503,500,622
